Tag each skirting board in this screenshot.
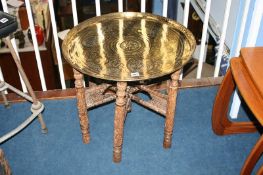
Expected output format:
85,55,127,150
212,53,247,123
0,77,223,103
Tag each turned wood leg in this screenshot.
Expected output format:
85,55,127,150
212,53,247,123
163,70,180,149
240,135,263,175
4,37,47,133
212,69,257,135
113,82,127,163
73,69,90,144
126,87,132,112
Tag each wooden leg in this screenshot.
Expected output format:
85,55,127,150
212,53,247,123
212,69,257,135
4,37,47,133
241,135,263,175
73,69,90,144
0,149,11,175
126,87,132,112
163,70,180,149
113,82,127,163
257,163,263,175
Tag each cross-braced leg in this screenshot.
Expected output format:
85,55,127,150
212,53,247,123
163,70,180,148
113,82,127,163
74,69,90,143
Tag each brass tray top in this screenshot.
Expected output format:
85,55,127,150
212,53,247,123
62,12,196,81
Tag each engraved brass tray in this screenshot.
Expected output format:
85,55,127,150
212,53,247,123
62,12,196,81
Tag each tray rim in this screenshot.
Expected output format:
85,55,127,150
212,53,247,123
62,12,196,82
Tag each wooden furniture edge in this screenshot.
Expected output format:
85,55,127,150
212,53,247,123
0,77,223,103
0,149,11,175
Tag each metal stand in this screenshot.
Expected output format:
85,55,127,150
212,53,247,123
0,36,47,144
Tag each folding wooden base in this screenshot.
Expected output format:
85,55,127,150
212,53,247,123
74,69,181,163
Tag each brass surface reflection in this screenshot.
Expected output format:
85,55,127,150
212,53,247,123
62,12,196,81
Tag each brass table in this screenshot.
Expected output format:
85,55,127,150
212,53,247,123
62,12,195,162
